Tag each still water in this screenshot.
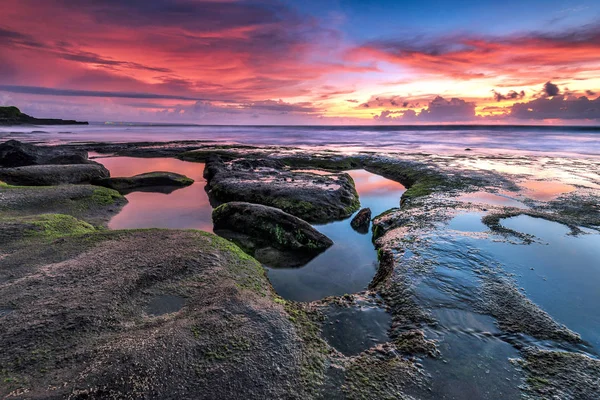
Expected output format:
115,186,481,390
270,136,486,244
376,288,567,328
266,170,405,302
96,158,405,303
97,157,213,231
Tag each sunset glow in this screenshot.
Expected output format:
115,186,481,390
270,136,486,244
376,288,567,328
1,0,599,124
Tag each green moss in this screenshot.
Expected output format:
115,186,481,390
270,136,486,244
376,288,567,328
176,177,194,185
202,233,269,297
91,187,123,205
25,214,96,240
280,300,329,394
280,156,363,171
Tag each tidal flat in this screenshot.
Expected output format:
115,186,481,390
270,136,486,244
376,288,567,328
1,138,599,399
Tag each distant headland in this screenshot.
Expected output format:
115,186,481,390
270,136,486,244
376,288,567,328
0,106,88,126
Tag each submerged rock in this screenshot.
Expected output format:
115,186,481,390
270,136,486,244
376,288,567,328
350,207,371,233
518,349,600,399
205,156,360,223
92,171,194,193
213,201,333,267
0,164,109,186
0,139,90,167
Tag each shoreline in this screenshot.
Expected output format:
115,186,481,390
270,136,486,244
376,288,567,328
1,139,599,398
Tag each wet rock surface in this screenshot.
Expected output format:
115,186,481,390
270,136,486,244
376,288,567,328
0,163,110,186
213,201,333,267
92,171,194,193
0,139,90,167
350,207,371,233
205,156,360,223
517,349,600,399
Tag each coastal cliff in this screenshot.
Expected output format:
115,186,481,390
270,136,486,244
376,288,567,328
0,106,88,125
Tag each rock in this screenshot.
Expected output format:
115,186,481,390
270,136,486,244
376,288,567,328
369,248,395,289
350,207,372,233
0,183,126,227
0,140,90,167
0,106,87,126
0,229,315,399
92,171,194,193
213,201,333,267
0,164,110,186
205,156,360,223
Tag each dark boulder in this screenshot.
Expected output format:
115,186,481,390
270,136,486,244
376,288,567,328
350,207,372,233
213,201,333,267
205,156,360,223
92,171,194,193
0,140,89,167
0,164,109,186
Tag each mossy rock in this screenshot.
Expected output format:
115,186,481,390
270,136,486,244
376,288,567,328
93,171,194,193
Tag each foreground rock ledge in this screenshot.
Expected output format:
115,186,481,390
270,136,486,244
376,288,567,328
0,229,314,399
213,201,333,267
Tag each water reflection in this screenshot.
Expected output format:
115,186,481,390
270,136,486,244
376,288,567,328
266,170,406,302
456,192,528,209
96,157,213,232
519,180,576,201
486,215,600,349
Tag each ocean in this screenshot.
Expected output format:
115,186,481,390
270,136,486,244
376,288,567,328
1,123,600,157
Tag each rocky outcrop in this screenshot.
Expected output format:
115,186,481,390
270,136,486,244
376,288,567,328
213,201,333,267
0,164,110,186
0,140,90,167
350,207,371,233
205,156,360,223
0,229,314,399
92,171,194,193
0,106,88,126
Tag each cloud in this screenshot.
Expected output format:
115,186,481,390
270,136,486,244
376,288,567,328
0,85,215,102
373,96,475,123
0,0,357,110
510,95,600,120
418,96,476,122
349,24,600,81
492,89,525,102
359,95,426,109
586,90,596,96
543,81,560,97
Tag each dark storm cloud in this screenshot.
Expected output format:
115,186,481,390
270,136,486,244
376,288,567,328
543,81,560,97
492,89,525,102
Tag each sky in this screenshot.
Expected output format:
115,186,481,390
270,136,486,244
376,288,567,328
1,0,599,124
